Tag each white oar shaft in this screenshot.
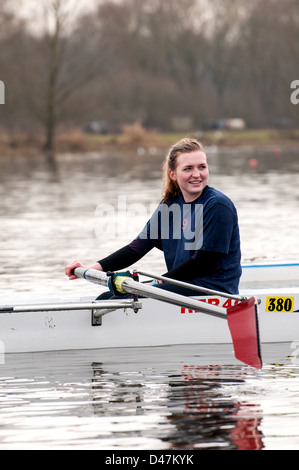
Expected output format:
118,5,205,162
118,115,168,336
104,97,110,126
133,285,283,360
74,268,227,320
136,270,245,301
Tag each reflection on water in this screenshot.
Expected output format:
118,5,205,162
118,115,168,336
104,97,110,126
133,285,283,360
0,344,298,450
164,364,262,450
0,146,298,299
90,360,263,450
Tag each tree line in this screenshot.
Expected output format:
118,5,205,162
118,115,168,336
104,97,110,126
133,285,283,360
0,0,298,150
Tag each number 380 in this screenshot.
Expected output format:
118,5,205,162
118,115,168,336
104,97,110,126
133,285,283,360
266,297,294,313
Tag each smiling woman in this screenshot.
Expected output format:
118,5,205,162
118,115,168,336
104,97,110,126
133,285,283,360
161,139,207,203
66,138,242,297
167,148,209,203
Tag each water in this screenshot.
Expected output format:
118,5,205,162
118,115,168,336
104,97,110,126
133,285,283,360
0,146,298,299
0,344,298,450
0,146,299,450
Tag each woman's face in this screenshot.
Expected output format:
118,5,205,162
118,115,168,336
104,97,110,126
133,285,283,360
169,151,209,202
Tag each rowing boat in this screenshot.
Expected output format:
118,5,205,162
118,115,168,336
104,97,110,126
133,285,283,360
0,262,298,359
240,261,299,285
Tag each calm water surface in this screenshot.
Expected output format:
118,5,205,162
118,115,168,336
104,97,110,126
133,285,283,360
0,146,299,450
0,344,299,450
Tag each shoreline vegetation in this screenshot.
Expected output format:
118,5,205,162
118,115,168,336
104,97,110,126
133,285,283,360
1,125,299,157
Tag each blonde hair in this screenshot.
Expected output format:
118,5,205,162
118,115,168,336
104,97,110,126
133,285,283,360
161,138,206,204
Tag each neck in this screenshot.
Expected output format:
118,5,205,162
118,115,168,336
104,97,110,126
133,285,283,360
182,187,207,203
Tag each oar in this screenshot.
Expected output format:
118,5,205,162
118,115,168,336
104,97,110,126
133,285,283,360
73,268,263,369
135,270,246,301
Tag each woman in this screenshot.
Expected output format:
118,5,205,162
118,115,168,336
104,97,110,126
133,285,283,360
65,138,242,297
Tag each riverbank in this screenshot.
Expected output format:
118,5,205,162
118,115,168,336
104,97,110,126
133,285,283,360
1,126,299,156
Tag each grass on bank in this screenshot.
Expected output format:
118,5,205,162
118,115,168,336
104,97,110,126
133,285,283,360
60,125,299,148
1,124,299,155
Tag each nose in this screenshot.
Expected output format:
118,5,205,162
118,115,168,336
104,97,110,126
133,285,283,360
192,168,201,178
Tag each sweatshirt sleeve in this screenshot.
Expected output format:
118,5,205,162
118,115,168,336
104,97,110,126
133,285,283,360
98,238,154,272
98,204,164,272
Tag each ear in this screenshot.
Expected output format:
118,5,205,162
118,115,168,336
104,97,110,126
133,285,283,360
169,169,177,181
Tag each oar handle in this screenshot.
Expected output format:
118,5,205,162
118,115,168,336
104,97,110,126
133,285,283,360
74,267,109,287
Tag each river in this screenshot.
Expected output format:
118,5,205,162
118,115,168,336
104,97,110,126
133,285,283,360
0,145,298,450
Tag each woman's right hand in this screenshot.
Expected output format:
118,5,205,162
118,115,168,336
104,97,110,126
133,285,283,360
65,260,85,280
65,261,103,280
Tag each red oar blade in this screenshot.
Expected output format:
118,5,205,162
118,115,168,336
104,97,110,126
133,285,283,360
227,297,262,369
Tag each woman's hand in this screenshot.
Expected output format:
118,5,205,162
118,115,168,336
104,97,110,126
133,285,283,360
65,260,85,280
151,279,163,286
65,261,103,280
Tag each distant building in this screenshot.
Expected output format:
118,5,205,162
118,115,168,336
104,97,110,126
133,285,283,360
224,118,246,130
202,118,246,130
84,121,108,134
171,116,193,132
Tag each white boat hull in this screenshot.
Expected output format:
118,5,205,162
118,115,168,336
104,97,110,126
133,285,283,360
1,262,298,354
1,288,299,354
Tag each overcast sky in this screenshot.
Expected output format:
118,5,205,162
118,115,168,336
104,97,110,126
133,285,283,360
14,0,99,33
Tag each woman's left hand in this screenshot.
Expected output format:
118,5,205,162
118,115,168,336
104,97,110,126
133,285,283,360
151,279,163,286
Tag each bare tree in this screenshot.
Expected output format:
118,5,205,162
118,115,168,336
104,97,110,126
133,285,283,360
43,0,66,150
0,1,31,140
2,0,299,140
20,0,103,150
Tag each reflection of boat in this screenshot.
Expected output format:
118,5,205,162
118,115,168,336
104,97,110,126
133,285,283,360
168,363,263,450
0,262,298,356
